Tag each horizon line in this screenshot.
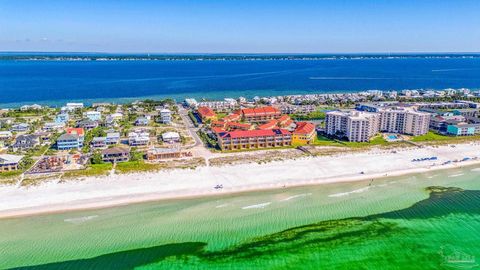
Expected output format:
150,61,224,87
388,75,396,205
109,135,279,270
2,51,480,55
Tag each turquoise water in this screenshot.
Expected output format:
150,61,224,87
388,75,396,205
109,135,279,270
2,57,480,107
1,166,480,269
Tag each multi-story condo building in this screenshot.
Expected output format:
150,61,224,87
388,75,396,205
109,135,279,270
218,129,291,151
325,110,380,142
377,107,430,136
356,103,431,136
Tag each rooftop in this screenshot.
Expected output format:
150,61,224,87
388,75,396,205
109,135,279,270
221,128,290,139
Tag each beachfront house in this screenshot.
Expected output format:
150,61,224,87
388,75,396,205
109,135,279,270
57,133,82,150
161,131,181,144
101,146,130,163
57,128,85,150
0,154,24,172
146,147,188,161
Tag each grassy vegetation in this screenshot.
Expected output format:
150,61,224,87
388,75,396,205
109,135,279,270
313,135,391,148
292,110,326,121
188,111,199,127
62,163,113,179
197,130,219,149
412,131,459,142
0,171,22,185
411,131,480,144
30,144,50,157
115,161,165,174
216,112,228,119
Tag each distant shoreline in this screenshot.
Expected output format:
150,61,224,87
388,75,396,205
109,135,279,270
2,52,480,61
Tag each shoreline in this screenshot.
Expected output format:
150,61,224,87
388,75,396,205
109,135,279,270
1,143,480,219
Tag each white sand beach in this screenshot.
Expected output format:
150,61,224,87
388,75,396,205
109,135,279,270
1,143,480,218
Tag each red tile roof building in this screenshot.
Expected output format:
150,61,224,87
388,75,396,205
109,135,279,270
292,122,316,145
240,106,281,123
223,113,241,122
258,119,278,130
211,120,226,128
226,122,252,131
218,129,291,150
197,106,216,122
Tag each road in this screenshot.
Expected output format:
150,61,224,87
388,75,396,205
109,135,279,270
177,105,203,148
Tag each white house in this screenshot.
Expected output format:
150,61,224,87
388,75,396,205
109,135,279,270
159,109,172,124
66,103,84,111
128,131,150,146
84,111,102,121
161,131,181,143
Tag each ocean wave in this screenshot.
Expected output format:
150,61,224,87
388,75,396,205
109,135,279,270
448,173,465,178
64,215,99,224
280,193,312,202
328,187,370,198
470,168,480,172
215,203,229,208
309,77,392,80
241,202,271,209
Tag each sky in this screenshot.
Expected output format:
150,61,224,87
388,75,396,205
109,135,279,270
1,0,480,53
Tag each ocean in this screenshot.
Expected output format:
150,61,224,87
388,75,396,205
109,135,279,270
1,57,480,107
1,166,480,269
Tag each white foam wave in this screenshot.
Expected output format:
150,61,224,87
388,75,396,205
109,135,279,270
471,168,480,172
241,202,271,209
328,187,370,198
64,215,99,224
309,77,390,80
280,193,312,202
215,203,229,208
448,173,464,178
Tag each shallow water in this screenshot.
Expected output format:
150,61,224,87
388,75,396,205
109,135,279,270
1,166,480,269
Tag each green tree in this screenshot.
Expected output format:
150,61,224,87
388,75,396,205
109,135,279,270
91,152,104,164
